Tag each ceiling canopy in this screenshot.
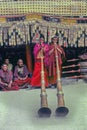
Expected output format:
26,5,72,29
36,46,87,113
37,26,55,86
0,0,86,16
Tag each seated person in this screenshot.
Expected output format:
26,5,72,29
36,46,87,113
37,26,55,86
0,64,19,91
14,59,31,89
4,58,13,71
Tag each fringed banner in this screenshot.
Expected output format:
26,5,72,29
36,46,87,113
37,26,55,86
31,23,40,43
0,20,87,47
48,27,56,43
76,27,85,47
40,25,48,42
57,29,64,46
0,27,3,46
8,27,15,46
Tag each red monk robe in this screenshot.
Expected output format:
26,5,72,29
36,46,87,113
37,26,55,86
48,36,65,85
30,37,49,88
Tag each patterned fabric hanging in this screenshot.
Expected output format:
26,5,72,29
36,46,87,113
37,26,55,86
40,25,47,42
0,27,3,46
9,26,17,46
48,27,56,43
21,23,26,43
78,35,84,47
3,27,9,46
77,28,83,47
58,29,64,46
31,23,40,43
25,24,30,43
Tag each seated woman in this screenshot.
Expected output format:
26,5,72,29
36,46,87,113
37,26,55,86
0,64,19,91
4,58,13,71
14,59,31,89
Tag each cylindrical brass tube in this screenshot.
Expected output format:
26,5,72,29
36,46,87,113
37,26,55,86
38,47,51,117
55,44,69,116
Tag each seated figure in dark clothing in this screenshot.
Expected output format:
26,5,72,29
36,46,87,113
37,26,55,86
0,64,19,91
14,59,31,89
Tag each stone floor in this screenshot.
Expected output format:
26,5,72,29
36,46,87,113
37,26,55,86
0,79,87,130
